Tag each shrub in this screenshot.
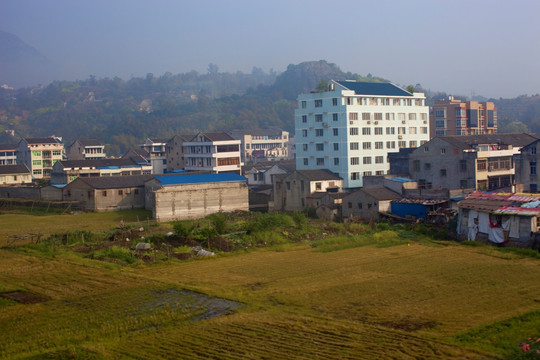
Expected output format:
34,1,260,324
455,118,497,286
209,213,227,235
292,211,307,228
95,246,135,265
173,221,195,238
247,213,294,233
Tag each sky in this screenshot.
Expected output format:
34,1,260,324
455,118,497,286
1,0,539,99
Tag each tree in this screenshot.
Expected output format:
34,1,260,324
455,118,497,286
316,79,329,92
406,85,415,93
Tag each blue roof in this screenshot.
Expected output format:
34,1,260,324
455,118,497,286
155,173,247,186
389,177,415,183
336,80,412,97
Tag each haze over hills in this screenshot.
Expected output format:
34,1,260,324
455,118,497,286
0,31,59,88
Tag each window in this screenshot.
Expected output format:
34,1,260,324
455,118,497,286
315,182,322,190
532,147,537,155
363,157,372,164
531,162,537,175
386,141,395,149
351,157,359,165
302,115,307,123
398,127,406,134
118,190,123,195
350,142,359,150
409,127,417,134
374,113,383,121
315,114,323,122
302,130,308,137
364,171,372,176
33,169,42,175
386,113,395,121
348,202,352,209
374,127,383,135
441,148,446,154
302,144,308,151
408,113,417,121
350,128,359,135
477,160,487,171
316,143,324,151
435,109,446,118
375,156,384,164
362,127,371,135
386,127,395,135
315,99,323,107
301,101,307,109
349,113,358,121
32,151,41,156
420,113,427,121
102,191,107,197
358,203,363,209
303,158,309,165
398,141,407,148
315,129,324,137
334,157,339,165
420,127,428,134
333,143,339,151
409,141,417,147
376,170,384,175
424,146,429,152
362,113,371,121
351,172,360,180
32,160,41,165
435,120,445,128
316,158,324,166
333,128,339,136
333,113,338,121
362,142,371,150
375,142,383,149
332,98,338,106
424,163,431,170
52,150,62,156
440,169,447,177
398,113,406,121
531,184,538,192
435,130,446,136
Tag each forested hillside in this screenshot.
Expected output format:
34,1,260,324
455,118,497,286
1,59,539,155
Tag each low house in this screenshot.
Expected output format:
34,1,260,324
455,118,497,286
342,187,402,221
0,164,32,185
272,169,343,212
145,173,249,221
63,175,152,212
457,191,540,247
243,160,296,186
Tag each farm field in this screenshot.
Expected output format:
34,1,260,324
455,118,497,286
0,212,539,359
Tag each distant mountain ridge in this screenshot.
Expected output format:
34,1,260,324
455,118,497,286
0,30,59,88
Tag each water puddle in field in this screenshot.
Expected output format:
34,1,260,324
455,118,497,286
0,290,49,304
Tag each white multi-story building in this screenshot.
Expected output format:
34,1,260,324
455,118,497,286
227,128,290,162
183,132,243,174
17,137,64,179
295,80,430,189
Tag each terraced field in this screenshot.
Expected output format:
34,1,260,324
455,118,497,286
0,238,539,359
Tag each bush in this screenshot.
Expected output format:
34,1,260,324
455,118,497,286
247,213,294,233
209,213,227,235
95,246,135,265
173,221,195,238
292,211,307,228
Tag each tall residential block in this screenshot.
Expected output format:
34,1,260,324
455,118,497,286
17,137,64,179
295,80,430,189
430,97,497,137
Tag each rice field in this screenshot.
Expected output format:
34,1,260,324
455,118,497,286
0,214,539,359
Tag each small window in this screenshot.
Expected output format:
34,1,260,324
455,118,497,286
440,169,447,177
316,182,322,190
348,202,352,209
118,190,123,195
134,189,139,195
102,191,107,197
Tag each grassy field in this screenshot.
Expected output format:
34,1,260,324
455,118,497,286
0,211,539,359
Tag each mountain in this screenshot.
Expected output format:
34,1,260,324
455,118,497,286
0,31,59,88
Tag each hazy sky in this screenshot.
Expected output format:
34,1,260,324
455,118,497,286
1,0,539,98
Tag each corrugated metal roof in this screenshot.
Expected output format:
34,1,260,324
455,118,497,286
155,173,247,186
335,80,412,97
493,206,540,216
388,177,414,183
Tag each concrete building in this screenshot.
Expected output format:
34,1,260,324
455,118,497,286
183,132,242,174
0,144,18,165
409,133,539,191
515,138,540,192
227,128,290,163
0,164,32,185
166,134,193,172
430,97,497,137
243,160,296,186
273,169,343,212
295,80,429,189
17,137,64,179
141,138,169,174
51,158,152,185
63,175,151,212
67,139,106,160
145,173,249,221
342,186,402,220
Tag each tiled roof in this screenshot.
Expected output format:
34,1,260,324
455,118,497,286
188,132,236,142
0,143,17,150
75,139,103,146
296,169,342,181
123,147,150,159
439,133,539,150
24,137,60,145
149,137,172,144
335,80,412,97
0,164,30,174
72,175,154,189
359,187,402,201
154,173,247,186
57,158,141,169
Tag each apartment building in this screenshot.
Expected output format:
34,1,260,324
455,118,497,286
67,139,106,160
430,97,497,137
182,132,242,174
295,80,430,189
409,133,538,191
227,128,290,162
17,137,64,179
0,144,17,165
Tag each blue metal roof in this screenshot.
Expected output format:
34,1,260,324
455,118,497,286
155,173,247,186
336,80,412,97
389,177,415,183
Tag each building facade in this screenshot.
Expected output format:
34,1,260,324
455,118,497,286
409,134,538,191
0,164,32,185
17,137,64,179
295,80,429,189
141,138,169,174
67,139,106,160
227,128,290,163
430,97,497,137
0,144,17,165
51,158,152,184
183,132,242,174
166,135,192,172
515,139,540,192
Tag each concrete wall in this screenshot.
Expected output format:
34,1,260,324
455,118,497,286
0,186,40,199
149,181,249,221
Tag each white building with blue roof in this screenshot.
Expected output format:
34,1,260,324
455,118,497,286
295,80,430,189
